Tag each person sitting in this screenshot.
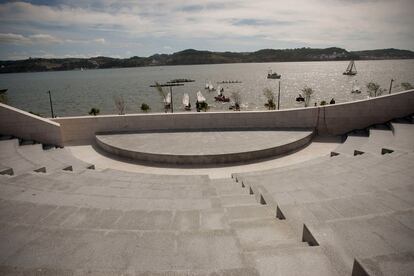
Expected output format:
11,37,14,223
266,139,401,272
330,98,335,104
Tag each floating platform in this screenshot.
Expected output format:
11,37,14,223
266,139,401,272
96,129,314,165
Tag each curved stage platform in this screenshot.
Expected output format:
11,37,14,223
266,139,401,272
96,129,314,165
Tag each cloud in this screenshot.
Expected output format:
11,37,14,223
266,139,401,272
0,33,30,44
65,37,106,44
94,38,105,44
0,33,62,44
0,0,413,59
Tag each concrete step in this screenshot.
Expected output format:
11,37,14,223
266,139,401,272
230,218,300,251
385,122,414,152
250,246,340,276
0,139,19,158
331,134,369,156
17,144,73,172
44,148,95,171
233,155,331,182
225,205,274,222
219,194,259,207
355,129,394,155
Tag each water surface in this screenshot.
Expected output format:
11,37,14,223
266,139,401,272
0,60,413,117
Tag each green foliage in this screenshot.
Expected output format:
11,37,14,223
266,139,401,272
88,107,100,116
140,103,150,112
196,101,209,112
301,86,314,107
320,100,327,106
401,82,413,90
263,88,276,110
366,82,384,97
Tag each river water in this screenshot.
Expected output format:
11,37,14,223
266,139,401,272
0,59,413,117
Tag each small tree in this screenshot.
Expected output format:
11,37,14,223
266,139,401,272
88,107,100,116
401,82,413,90
301,86,314,107
140,103,150,113
154,81,170,112
366,82,384,97
198,101,209,112
113,95,126,115
263,88,276,110
320,100,327,106
231,91,242,111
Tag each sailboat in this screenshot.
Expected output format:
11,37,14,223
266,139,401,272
208,82,215,91
214,86,230,102
182,93,191,110
343,60,357,76
351,80,361,93
164,92,171,109
197,91,206,103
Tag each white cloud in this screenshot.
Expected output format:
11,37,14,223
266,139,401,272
0,0,413,58
0,33,30,44
94,38,106,44
0,33,62,44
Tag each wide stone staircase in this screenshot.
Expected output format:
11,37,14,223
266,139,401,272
0,115,413,275
233,117,414,275
0,135,338,275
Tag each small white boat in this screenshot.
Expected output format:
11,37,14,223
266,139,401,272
351,80,361,93
182,93,191,110
208,82,215,91
164,92,171,109
197,91,206,102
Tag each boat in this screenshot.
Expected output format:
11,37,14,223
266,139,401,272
351,80,361,93
296,94,305,102
182,93,191,110
208,82,215,91
205,82,209,89
0,88,8,94
214,86,230,102
164,92,171,109
167,79,195,84
196,91,206,103
217,80,242,84
267,69,281,79
343,60,357,76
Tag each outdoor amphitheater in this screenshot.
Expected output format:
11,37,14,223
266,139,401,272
0,90,413,276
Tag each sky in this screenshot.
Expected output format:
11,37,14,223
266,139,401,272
0,0,413,60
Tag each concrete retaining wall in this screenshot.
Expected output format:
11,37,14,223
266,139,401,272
0,103,63,146
53,90,414,145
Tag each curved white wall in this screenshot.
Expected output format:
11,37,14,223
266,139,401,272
53,90,414,145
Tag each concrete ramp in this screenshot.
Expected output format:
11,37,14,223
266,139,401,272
96,129,314,165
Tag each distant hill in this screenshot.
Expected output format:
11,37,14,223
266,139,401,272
1,47,413,74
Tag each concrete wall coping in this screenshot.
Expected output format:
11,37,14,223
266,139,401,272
1,103,61,126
